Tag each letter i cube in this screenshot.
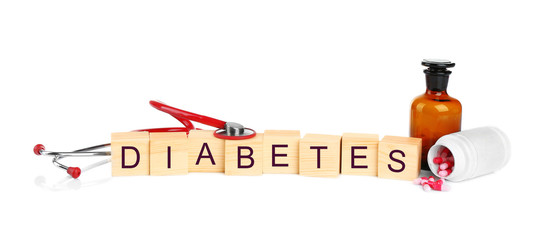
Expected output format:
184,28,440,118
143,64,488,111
149,132,188,176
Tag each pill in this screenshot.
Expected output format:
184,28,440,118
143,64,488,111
413,176,452,192
416,177,428,185
431,182,441,191
432,182,451,191
416,176,452,192
440,163,449,170
422,184,432,192
433,157,443,164
440,168,453,178
440,151,449,158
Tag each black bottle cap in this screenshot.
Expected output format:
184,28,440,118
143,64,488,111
422,59,455,92
422,59,455,69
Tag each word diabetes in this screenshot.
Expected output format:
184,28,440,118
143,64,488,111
112,130,422,180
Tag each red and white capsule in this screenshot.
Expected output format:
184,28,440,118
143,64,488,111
414,176,451,192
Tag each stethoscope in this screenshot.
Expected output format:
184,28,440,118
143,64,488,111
33,100,257,179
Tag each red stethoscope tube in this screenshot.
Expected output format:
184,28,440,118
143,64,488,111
143,100,256,140
134,127,197,133
149,100,227,130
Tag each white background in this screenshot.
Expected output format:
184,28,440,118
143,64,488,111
1,0,536,239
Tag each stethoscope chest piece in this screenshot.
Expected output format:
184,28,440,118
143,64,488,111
214,122,256,140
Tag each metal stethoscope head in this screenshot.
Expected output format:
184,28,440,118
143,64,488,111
34,100,257,178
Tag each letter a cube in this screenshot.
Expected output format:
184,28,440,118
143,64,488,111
187,130,225,173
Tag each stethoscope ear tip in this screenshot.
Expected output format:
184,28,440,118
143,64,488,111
34,144,45,155
67,167,81,179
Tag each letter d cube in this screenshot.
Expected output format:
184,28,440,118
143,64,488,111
111,132,150,176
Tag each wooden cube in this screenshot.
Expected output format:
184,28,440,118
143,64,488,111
187,130,225,172
263,130,301,174
149,132,188,176
299,134,341,178
378,136,422,180
225,133,264,176
111,132,150,176
341,133,379,176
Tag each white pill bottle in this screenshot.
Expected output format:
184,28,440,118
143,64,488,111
427,127,511,182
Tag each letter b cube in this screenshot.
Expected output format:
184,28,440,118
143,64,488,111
225,133,264,176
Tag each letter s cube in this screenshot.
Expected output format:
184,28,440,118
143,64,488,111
377,136,422,180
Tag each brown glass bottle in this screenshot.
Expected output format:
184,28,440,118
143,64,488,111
410,59,462,170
